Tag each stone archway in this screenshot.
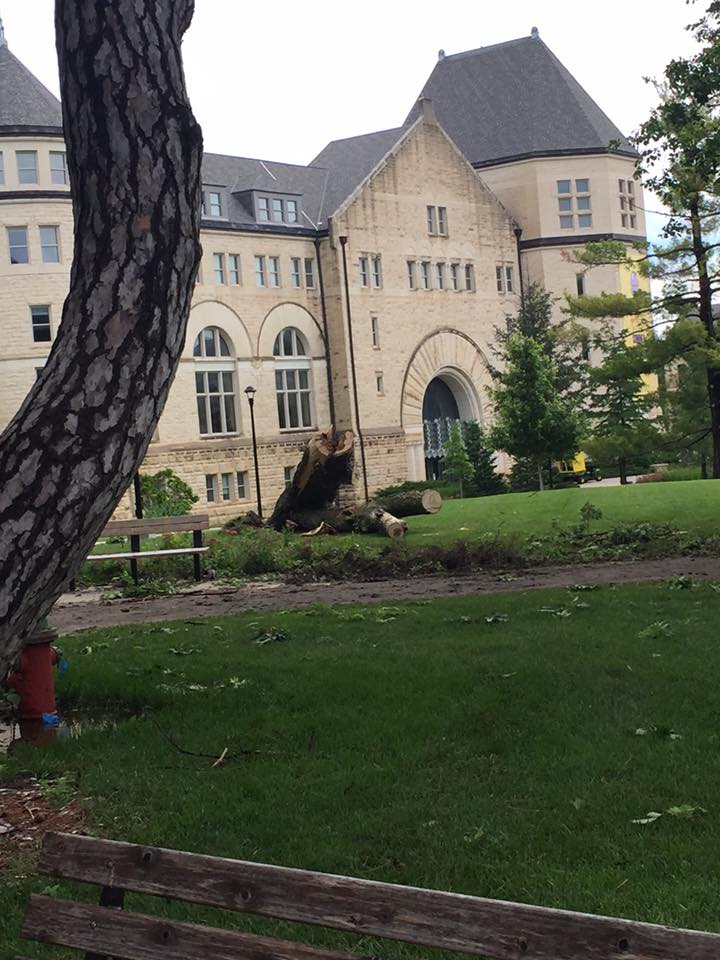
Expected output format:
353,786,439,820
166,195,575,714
400,329,490,481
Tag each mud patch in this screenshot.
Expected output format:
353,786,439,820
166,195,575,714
0,777,86,870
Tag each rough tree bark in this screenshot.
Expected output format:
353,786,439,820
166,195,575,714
0,1,203,677
376,490,442,517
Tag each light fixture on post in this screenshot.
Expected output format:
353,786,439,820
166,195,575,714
244,385,262,518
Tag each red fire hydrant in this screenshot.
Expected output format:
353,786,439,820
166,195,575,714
4,624,61,721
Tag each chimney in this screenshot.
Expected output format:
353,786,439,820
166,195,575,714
0,13,7,48
417,96,437,125
438,49,446,60
530,26,539,38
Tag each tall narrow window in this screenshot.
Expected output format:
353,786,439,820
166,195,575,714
274,328,313,430
359,256,369,287
627,180,634,195
213,253,226,284
205,475,217,503
203,191,222,217
271,198,284,222
257,197,270,221
435,262,445,290
407,260,416,290
50,152,68,185
304,258,316,289
618,179,625,194
576,273,585,295
291,257,302,288
221,473,232,501
426,205,436,234
39,226,60,263
505,266,514,293
0,151,4,185
236,471,248,499
229,254,240,285
255,255,266,287
30,306,51,342
8,227,29,264
495,265,504,293
371,256,382,288
375,372,384,395
420,261,430,290
16,151,38,184
464,263,475,292
371,315,380,348
195,369,237,435
450,263,460,291
438,206,448,235
269,256,281,287
287,200,298,223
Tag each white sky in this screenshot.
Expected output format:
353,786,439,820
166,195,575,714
1,1,704,242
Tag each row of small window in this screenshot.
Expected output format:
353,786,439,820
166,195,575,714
407,260,476,292
208,253,316,289
201,190,302,226
206,471,249,503
618,179,638,229
0,150,68,186
7,226,61,264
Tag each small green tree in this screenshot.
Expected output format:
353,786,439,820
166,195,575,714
663,351,713,475
463,420,506,496
139,468,199,517
490,334,583,490
442,422,473,498
584,340,659,484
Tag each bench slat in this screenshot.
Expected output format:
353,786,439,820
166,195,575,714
22,896,365,960
88,547,208,561
38,833,720,960
103,514,210,537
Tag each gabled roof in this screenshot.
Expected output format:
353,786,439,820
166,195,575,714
201,153,329,231
409,33,635,168
310,126,405,222
0,43,63,134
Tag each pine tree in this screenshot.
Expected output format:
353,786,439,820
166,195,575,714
463,421,506,496
442,422,473,498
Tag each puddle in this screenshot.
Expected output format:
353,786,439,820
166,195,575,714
0,712,127,753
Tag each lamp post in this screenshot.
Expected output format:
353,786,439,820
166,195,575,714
244,385,263,518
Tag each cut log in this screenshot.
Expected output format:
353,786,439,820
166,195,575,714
268,430,355,531
354,505,407,539
376,489,442,517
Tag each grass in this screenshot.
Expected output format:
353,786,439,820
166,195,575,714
4,582,720,955
75,480,720,590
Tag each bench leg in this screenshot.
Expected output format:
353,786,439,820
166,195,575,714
129,534,140,585
85,885,125,960
193,530,203,581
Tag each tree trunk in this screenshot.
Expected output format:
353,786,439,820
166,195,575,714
268,430,354,530
701,453,708,480
376,490,442,517
537,464,544,492
0,0,202,678
288,508,355,534
354,505,407,539
619,457,628,485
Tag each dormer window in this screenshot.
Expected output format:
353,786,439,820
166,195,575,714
202,189,224,219
255,195,301,225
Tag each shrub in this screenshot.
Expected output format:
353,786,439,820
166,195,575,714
139,469,198,517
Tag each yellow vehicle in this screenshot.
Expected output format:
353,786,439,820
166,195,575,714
555,453,602,484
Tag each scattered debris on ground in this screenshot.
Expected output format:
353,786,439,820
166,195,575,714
0,778,86,869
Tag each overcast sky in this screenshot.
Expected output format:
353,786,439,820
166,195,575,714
2,0,701,166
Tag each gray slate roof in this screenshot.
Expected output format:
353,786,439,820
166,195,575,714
0,44,62,133
409,34,635,166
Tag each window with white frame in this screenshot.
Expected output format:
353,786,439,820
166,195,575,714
269,256,281,287
31,305,51,342
495,265,504,293
426,205,437,234
435,262,445,290
371,314,380,348
407,260,417,290
193,327,237,436
256,195,300,225
271,198,284,223
505,265,514,293
450,263,460,291
213,253,226,284
420,261,431,290
371,256,382,288
287,200,298,224
236,471,249,499
16,150,38,184
359,256,369,287
274,327,313,430
0,151,4,185
304,258,316,289
229,254,241,285
221,473,232,501
438,206,448,235
202,190,223,218
40,226,60,263
557,178,592,230
50,152,67,185
255,255,266,287
291,257,302,288
8,227,29,264
464,263,476,292
205,474,217,502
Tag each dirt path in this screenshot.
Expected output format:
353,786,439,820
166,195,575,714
48,555,720,635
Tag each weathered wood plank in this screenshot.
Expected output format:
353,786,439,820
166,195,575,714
88,547,208,561
38,833,720,960
22,896,366,960
103,514,210,537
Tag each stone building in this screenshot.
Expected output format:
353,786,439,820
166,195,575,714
0,23,647,520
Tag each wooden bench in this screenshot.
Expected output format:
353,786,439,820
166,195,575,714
86,514,209,583
19,831,720,959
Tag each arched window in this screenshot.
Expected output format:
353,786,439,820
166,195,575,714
193,326,237,435
273,327,313,430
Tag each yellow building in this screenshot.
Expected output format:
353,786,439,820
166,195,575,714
0,25,648,518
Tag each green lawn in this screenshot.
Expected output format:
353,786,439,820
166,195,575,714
4,582,720,955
